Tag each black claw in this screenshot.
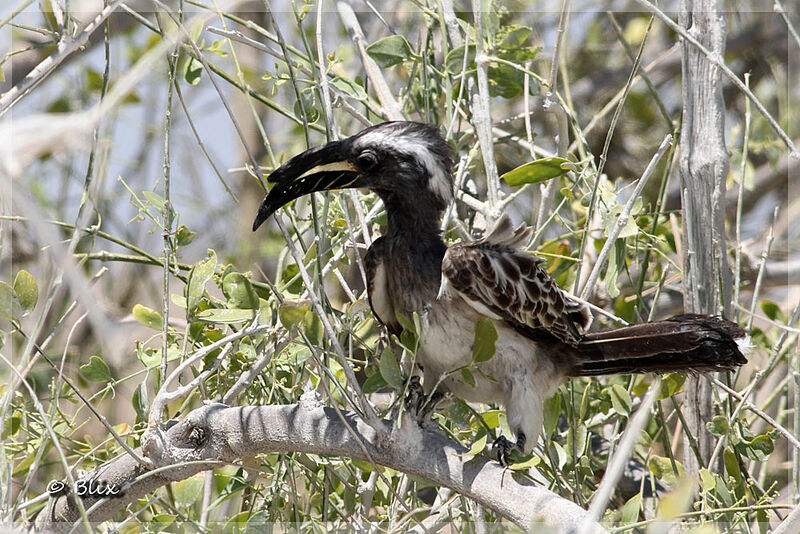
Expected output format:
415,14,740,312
492,433,526,467
492,435,515,467
404,376,425,415
404,377,444,424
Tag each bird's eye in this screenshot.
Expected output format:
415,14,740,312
356,151,379,171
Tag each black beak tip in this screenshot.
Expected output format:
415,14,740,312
252,201,274,232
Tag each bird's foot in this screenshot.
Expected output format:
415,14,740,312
404,376,443,426
492,432,526,467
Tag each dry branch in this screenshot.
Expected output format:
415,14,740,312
36,403,608,534
678,0,731,476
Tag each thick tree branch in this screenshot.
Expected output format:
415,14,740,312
36,403,607,534
678,0,731,477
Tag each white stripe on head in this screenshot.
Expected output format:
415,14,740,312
356,126,453,205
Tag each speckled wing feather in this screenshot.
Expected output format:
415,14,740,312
441,214,591,346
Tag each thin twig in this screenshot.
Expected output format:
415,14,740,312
149,321,275,425
580,134,672,299
746,207,779,332
708,376,800,452
0,0,123,115
633,0,798,155
470,0,499,215
734,72,752,321
335,0,404,120
584,376,661,528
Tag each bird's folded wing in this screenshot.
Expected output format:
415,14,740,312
441,214,590,346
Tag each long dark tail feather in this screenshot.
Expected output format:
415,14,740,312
569,314,748,377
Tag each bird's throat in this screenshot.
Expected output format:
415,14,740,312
380,200,447,314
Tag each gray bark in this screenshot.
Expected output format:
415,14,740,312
35,403,608,534
678,0,731,476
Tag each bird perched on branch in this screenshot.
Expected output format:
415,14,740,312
252,121,748,464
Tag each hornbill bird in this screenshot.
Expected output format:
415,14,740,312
252,121,748,464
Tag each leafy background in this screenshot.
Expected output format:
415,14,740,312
2,0,798,532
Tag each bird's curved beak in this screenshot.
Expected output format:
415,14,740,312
252,139,363,231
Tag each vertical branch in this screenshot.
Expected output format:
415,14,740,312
160,6,180,391
678,0,730,476
470,0,499,219
533,0,569,246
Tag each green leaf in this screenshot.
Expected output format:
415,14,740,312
460,368,476,387
699,468,716,492
621,493,641,524
293,87,319,123
196,308,255,324
142,190,166,212
379,347,404,389
656,477,695,519
480,410,502,430
542,392,561,437
13,270,38,317
609,383,632,416
133,304,162,330
760,300,781,321
498,25,532,49
278,299,310,329
706,415,729,436
444,45,475,74
186,250,217,315
723,447,741,480
603,239,625,299
222,273,259,310
183,56,202,85
472,317,498,363
330,77,367,100
509,455,541,470
658,373,686,399
501,157,571,186
366,35,414,68
454,432,487,457
175,225,196,246
174,474,204,506
737,434,774,461
362,372,388,394
79,355,112,382
171,294,187,309
648,455,684,484
394,311,417,335
302,310,323,345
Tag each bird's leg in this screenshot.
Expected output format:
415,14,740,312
492,432,526,467
404,376,444,425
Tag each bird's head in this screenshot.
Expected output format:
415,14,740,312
252,121,454,231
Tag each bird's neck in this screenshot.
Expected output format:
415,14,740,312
380,197,447,311
385,210,443,244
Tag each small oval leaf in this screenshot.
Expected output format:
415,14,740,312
222,273,259,310
609,383,632,416
379,346,404,389
510,455,541,471
472,317,497,363
454,432,487,457
13,270,38,317
366,35,414,68
279,299,310,329
501,157,571,186
79,355,112,382
133,304,162,330
186,250,217,315
174,474,204,506
196,308,255,324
